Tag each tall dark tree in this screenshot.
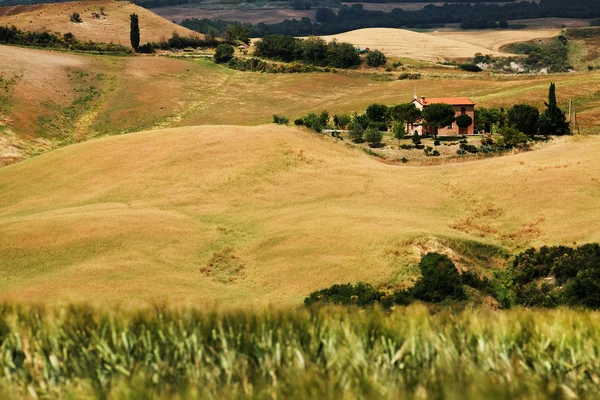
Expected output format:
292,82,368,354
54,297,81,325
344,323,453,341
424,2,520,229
507,104,539,136
423,103,456,137
130,13,140,50
538,82,570,135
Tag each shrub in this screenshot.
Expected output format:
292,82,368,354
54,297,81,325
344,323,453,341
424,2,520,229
424,145,433,156
392,122,406,139
511,244,600,309
273,115,289,125
333,113,351,130
412,253,466,303
364,127,383,147
70,12,82,23
412,132,421,145
498,126,528,149
433,139,440,146
398,72,421,80
294,118,304,126
214,44,234,63
302,112,324,132
590,18,600,27
348,122,364,142
365,50,387,67
458,63,482,72
432,149,440,156
136,43,155,53
304,282,383,307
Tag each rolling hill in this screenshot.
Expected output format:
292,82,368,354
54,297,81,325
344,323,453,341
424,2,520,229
0,0,199,46
0,124,599,307
316,28,559,61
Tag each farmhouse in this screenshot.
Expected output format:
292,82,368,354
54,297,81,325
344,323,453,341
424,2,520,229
410,96,476,136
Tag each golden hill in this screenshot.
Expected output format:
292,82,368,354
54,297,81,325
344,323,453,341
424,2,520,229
317,28,559,61
0,125,599,307
3,44,600,167
0,0,198,46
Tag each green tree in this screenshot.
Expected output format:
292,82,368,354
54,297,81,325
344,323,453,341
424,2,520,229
392,122,406,139
130,13,140,50
423,103,456,137
365,50,387,67
326,41,360,69
205,27,218,42
475,107,505,133
300,36,328,66
455,114,473,131
214,44,234,63
498,126,528,148
333,113,351,130
365,103,389,124
389,103,422,126
411,253,466,303
225,25,250,45
538,83,570,135
507,104,539,136
348,122,364,142
365,127,383,147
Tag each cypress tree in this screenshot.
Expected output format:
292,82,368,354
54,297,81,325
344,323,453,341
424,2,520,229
539,82,570,135
130,13,140,50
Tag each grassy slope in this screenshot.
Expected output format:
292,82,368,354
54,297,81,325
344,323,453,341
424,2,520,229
0,0,198,46
316,28,558,61
1,125,599,307
4,43,600,165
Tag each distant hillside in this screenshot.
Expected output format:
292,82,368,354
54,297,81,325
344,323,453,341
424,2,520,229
0,0,199,46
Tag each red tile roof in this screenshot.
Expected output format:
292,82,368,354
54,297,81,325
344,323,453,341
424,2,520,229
413,97,475,106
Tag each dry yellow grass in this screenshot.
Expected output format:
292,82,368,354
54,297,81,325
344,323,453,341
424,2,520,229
1,125,599,307
428,29,560,52
316,28,557,61
3,44,600,166
0,0,198,46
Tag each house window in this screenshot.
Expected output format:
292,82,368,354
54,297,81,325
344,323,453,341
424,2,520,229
461,107,466,115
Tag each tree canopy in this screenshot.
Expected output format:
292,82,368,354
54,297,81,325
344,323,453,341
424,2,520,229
423,103,456,137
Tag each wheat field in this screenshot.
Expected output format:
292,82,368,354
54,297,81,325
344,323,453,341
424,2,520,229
316,28,558,61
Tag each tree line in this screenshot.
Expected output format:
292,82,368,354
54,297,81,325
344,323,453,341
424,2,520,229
182,0,600,38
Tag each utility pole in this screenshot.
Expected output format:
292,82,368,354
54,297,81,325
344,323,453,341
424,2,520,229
568,98,572,134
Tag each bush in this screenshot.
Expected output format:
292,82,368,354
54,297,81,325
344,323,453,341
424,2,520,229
412,253,466,303
304,282,383,307
433,139,440,146
294,118,304,126
398,72,421,80
458,63,482,72
365,50,387,67
348,122,364,142
70,12,82,23
136,43,155,53
273,115,289,125
364,127,383,147
302,112,324,132
392,122,406,139
511,244,600,309
412,132,421,145
214,44,234,63
590,18,600,27
498,126,528,149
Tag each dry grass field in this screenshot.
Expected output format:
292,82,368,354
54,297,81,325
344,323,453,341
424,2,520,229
3,43,600,165
1,124,599,307
0,0,198,46
428,29,560,52
316,28,558,61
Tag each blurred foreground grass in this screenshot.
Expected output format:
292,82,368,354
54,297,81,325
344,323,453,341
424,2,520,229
0,304,599,399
